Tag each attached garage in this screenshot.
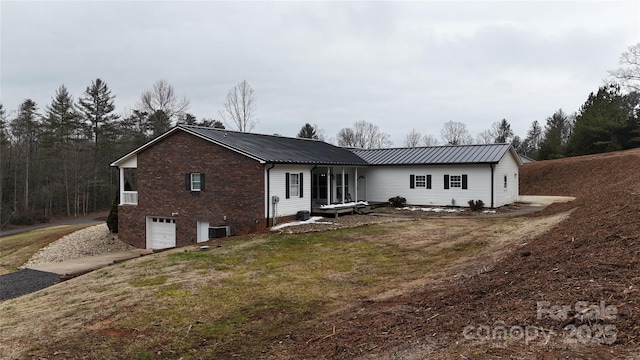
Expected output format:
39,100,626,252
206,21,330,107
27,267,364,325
146,216,176,249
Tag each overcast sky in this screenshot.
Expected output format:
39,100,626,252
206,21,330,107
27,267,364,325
1,1,639,145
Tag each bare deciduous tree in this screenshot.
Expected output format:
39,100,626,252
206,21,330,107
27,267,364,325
137,79,190,123
218,80,257,132
609,43,640,91
476,129,496,144
404,129,422,147
421,134,440,146
440,121,473,145
337,120,392,149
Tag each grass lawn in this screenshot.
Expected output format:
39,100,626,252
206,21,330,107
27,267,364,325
0,214,568,359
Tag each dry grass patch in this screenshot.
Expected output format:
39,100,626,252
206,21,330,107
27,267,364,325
0,213,570,360
0,224,93,274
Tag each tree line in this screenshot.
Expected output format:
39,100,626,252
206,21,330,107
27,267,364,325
0,79,243,226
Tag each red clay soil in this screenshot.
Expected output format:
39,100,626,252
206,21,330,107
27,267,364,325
280,148,640,359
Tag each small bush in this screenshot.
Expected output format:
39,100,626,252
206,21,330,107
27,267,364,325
388,196,407,208
106,197,118,233
468,199,485,211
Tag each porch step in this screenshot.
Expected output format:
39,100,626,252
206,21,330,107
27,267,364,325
355,205,373,215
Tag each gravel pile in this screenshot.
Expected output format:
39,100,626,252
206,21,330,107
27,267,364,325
22,224,135,267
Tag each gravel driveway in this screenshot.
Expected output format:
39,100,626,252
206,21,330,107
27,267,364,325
0,269,61,301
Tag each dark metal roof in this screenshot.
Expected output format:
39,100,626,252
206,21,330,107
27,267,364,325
351,144,515,165
181,125,369,165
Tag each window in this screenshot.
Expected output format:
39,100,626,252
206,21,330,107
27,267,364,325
410,174,432,189
285,172,304,199
504,175,508,189
450,175,462,188
289,173,300,197
191,173,202,191
444,174,467,189
185,173,205,191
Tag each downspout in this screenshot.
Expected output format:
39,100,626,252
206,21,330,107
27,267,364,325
311,165,317,211
266,163,275,227
490,163,495,209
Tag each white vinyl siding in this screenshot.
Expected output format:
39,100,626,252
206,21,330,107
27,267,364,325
361,165,490,207
266,165,312,219
493,151,520,206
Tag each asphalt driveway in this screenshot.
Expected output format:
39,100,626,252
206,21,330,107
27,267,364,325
0,269,61,301
0,211,108,237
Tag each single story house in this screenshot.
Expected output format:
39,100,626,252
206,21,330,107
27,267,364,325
110,125,521,249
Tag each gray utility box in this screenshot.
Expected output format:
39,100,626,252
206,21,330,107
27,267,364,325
296,210,310,221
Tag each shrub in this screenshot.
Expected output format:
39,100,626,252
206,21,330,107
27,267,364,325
468,199,485,211
106,196,118,233
388,196,407,208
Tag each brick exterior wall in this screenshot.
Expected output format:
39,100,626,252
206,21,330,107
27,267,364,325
118,131,266,248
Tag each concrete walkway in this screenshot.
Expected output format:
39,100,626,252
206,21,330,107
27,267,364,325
518,195,576,206
25,249,154,278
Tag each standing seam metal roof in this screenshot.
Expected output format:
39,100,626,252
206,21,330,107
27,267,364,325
181,125,369,165
350,144,513,165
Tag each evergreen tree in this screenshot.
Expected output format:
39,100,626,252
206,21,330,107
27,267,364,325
43,85,82,216
538,109,572,160
495,118,514,143
297,123,319,139
10,99,41,213
568,85,633,156
78,78,119,213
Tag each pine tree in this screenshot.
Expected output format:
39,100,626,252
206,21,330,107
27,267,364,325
297,123,319,139
43,85,82,216
78,79,119,212
568,85,630,156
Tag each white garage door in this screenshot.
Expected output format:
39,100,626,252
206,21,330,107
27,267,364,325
146,217,176,249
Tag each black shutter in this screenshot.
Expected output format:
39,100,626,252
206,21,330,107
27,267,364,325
201,173,206,191
299,172,304,198
285,173,290,199
185,173,191,191
427,175,432,189
410,175,415,189
462,174,468,189
444,175,449,189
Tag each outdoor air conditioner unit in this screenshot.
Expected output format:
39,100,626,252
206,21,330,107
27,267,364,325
209,226,230,239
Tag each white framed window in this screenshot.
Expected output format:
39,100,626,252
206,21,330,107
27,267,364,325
289,173,300,197
191,173,202,191
410,174,431,189
504,174,508,189
450,175,462,188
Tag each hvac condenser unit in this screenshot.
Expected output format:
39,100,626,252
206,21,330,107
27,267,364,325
209,226,230,239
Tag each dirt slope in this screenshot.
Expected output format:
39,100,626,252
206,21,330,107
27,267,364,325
285,148,640,359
